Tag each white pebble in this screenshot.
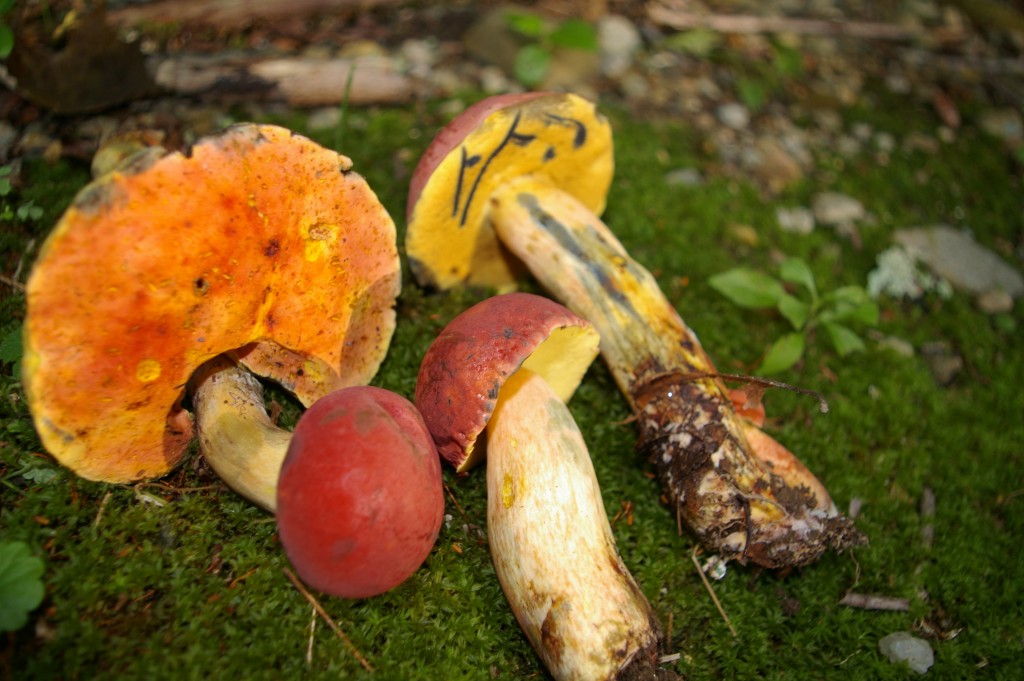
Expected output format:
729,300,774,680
879,631,934,674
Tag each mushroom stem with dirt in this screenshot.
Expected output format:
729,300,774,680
416,293,671,681
406,93,864,569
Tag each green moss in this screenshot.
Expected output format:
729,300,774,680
2,88,1022,679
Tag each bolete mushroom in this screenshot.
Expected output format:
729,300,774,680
276,384,444,598
416,293,667,681
23,123,401,488
406,93,863,568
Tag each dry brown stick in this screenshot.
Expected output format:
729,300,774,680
690,547,738,638
283,567,374,673
0,273,25,291
838,592,910,611
647,4,930,41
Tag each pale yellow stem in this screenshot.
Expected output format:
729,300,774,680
486,369,659,681
191,356,291,512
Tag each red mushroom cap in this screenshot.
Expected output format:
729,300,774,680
276,386,444,598
415,292,600,472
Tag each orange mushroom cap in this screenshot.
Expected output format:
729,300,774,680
23,124,400,483
405,92,613,291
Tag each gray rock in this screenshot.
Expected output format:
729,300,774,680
978,108,1023,144
306,107,342,131
598,15,642,78
813,191,865,226
663,167,703,187
879,631,934,674
895,226,1024,298
921,341,963,386
867,246,952,300
776,206,815,234
976,288,1014,314
716,102,751,130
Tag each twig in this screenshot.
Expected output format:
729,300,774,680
228,567,258,589
647,3,931,42
283,567,374,673
690,546,737,638
679,371,830,414
443,481,468,523
838,592,910,611
920,486,935,549
134,481,223,494
306,605,317,666
0,273,25,291
92,491,113,530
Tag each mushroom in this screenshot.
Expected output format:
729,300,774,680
416,292,667,681
23,123,401,496
276,383,444,598
406,92,863,568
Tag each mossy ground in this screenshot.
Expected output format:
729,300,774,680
2,89,1022,680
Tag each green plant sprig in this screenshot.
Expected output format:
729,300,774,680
505,10,598,87
709,257,879,374
0,541,45,632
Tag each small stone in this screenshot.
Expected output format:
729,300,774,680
879,631,934,674
976,288,1014,315
598,15,642,78
876,334,915,358
727,224,759,247
619,71,651,101
306,107,342,131
895,225,1024,298
867,246,952,300
663,167,703,187
836,135,863,158
753,137,804,193
716,102,751,130
813,191,865,226
479,65,512,94
921,341,963,386
875,132,896,153
776,206,815,235
978,108,1023,144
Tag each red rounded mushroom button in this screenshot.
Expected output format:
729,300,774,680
276,386,444,598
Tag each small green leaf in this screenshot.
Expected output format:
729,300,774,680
777,293,810,330
0,541,45,632
822,286,879,326
779,257,817,298
663,28,722,56
772,44,804,78
549,18,597,51
708,268,785,308
0,0,16,14
737,77,769,112
513,44,551,87
759,332,805,374
505,11,546,38
0,25,13,60
0,325,21,365
824,322,866,356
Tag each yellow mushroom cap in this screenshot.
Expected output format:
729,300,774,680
405,92,613,292
23,124,400,482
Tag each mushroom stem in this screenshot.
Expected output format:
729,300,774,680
191,356,291,512
486,368,661,681
490,178,863,568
